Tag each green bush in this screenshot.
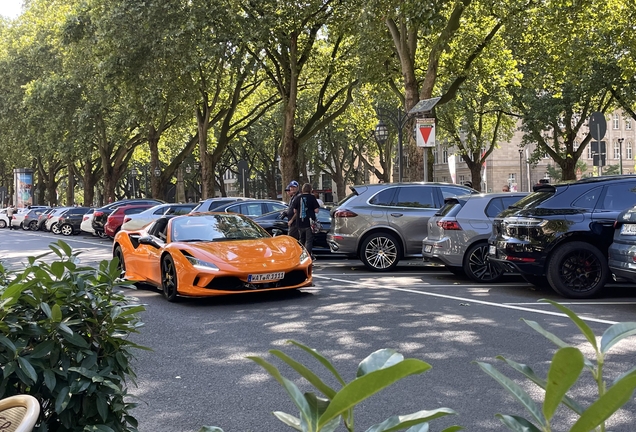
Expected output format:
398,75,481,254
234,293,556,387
477,299,636,432
0,241,147,432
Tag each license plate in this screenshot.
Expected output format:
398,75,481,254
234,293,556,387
423,245,432,253
621,224,636,235
489,245,496,256
247,272,285,283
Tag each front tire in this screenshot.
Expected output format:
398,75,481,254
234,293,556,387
51,223,61,235
547,241,609,299
28,220,38,231
360,232,401,272
161,255,179,302
0,220,6,229
463,242,504,283
60,224,74,236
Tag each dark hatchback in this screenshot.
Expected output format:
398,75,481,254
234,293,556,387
92,199,163,238
252,207,333,254
57,207,92,236
488,175,636,298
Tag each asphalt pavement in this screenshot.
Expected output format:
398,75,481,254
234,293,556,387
1,229,636,431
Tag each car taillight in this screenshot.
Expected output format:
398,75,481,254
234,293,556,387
24,215,29,219
83,216,89,221
95,211,104,217
437,220,462,230
334,209,357,218
47,214,53,218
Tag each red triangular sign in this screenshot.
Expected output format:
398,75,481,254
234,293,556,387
419,126,433,144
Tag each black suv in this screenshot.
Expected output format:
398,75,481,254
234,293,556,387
488,175,636,298
92,199,163,238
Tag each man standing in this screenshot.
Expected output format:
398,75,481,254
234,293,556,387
7,204,15,230
285,180,300,239
293,183,320,258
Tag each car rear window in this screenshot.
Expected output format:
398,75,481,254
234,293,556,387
506,191,554,210
436,199,461,217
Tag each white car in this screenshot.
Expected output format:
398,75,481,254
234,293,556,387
0,208,9,228
121,203,196,231
80,209,96,235
11,208,29,229
45,207,72,234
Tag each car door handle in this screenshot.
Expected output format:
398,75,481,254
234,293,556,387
391,213,403,217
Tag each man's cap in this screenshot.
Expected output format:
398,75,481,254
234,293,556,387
286,180,299,189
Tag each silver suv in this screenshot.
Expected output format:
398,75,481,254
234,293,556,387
422,192,527,282
327,182,475,271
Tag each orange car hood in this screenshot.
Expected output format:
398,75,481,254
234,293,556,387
176,236,302,270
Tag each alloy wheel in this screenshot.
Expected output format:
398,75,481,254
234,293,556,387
465,244,503,283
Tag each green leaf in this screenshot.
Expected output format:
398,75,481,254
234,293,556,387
600,322,636,354
57,240,73,257
439,427,463,432
0,335,17,353
29,340,55,359
43,369,56,390
51,304,62,322
58,323,73,335
17,357,38,384
62,331,90,348
55,386,71,414
287,340,346,386
318,359,431,428
365,408,456,432
96,393,109,422
522,319,569,348
302,392,337,431
539,299,598,352
495,414,542,432
273,411,302,430
40,302,53,319
543,347,583,422
570,373,636,432
476,362,546,428
495,356,584,414
248,356,312,427
270,350,337,399
1,281,28,301
357,348,404,377
51,262,65,279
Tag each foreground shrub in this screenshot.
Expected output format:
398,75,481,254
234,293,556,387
201,340,460,432
0,241,147,432
477,299,636,432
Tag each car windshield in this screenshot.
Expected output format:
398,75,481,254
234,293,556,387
171,214,269,242
507,191,554,209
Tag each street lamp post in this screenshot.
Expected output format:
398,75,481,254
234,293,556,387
518,149,523,192
193,162,200,201
375,107,411,183
617,138,625,175
130,167,138,197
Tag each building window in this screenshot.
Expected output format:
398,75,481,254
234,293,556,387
508,173,516,182
459,175,465,185
626,118,632,130
613,114,620,129
434,150,438,164
442,176,447,182
443,150,448,163
588,144,593,159
614,141,621,159
573,140,579,151
627,141,633,159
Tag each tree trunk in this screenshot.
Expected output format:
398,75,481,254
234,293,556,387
148,125,162,199
197,106,213,199
82,158,96,206
66,158,75,206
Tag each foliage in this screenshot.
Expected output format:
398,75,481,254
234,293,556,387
545,160,587,182
477,299,636,432
202,340,460,432
0,241,147,432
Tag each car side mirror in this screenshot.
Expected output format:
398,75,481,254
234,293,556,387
271,228,283,237
139,235,162,248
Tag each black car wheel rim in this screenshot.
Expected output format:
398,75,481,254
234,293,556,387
61,225,73,235
162,259,177,298
365,237,398,269
468,245,503,281
559,250,602,292
29,221,37,230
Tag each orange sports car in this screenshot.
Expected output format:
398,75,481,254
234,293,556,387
112,213,313,301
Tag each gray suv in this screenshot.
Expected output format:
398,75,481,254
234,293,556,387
422,192,527,282
327,182,475,271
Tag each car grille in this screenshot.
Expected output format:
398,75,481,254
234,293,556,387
205,270,308,291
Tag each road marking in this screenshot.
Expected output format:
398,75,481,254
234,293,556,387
314,275,619,325
505,302,636,306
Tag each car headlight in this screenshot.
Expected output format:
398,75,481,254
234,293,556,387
185,255,220,271
299,248,310,264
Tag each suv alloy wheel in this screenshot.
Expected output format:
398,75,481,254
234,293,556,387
546,241,610,299
360,232,401,271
